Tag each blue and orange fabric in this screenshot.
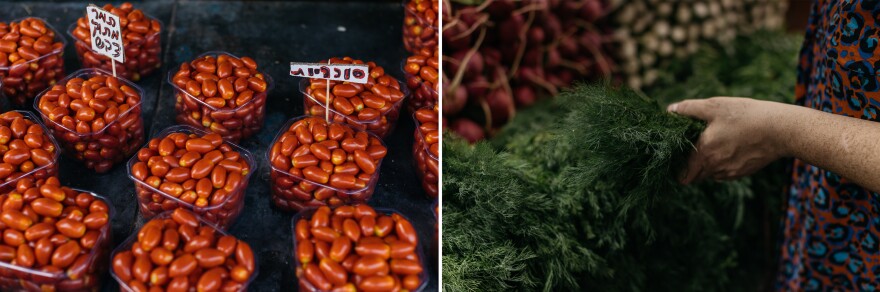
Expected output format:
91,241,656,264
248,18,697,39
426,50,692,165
781,0,880,290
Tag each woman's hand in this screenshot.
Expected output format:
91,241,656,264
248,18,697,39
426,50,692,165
667,97,787,184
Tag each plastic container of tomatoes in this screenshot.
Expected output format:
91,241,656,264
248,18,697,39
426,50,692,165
168,51,273,143
34,68,145,173
0,110,60,194
109,210,258,292
267,116,387,212
402,0,438,54
0,17,67,108
0,188,114,292
299,72,408,140
67,4,163,82
412,106,438,198
291,206,428,292
126,125,255,230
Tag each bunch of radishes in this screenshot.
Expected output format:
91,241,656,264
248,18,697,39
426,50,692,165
442,0,614,142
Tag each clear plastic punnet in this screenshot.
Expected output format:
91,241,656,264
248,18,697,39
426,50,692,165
110,209,258,292
0,17,67,107
34,68,145,173
127,125,255,230
300,78,408,139
291,206,428,291
169,51,274,143
268,116,387,212
402,0,439,54
67,9,163,82
0,110,60,194
412,106,439,198
0,188,115,292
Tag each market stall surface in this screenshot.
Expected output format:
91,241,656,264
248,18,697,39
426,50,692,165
0,1,438,291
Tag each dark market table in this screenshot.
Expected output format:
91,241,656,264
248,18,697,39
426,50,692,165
0,1,438,291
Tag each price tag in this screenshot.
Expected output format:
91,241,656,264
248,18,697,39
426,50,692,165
87,5,124,63
289,62,369,84
290,61,370,122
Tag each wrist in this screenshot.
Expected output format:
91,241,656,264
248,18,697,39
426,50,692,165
758,100,795,158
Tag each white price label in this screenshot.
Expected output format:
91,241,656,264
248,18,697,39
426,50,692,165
290,62,370,84
87,5,124,63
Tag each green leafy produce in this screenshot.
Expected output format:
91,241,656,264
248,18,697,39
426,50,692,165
444,30,801,291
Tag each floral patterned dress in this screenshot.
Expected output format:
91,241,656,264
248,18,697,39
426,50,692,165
780,0,880,290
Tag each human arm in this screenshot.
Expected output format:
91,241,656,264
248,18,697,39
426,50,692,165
668,97,880,192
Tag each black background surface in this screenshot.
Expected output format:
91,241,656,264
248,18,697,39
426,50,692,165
0,1,438,291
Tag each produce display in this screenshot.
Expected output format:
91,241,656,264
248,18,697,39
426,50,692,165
0,17,66,107
268,116,387,212
301,57,406,139
128,126,253,230
170,52,272,143
403,0,439,112
293,205,425,291
404,46,439,112
442,0,614,140
110,209,256,291
69,2,162,82
0,2,437,290
403,0,438,54
412,105,438,198
0,177,113,292
0,111,59,193
35,69,145,173
608,0,788,89
445,31,800,291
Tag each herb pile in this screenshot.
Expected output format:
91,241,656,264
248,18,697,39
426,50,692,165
443,30,801,291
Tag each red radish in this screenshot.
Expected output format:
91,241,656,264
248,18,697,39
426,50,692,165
581,0,603,22
466,75,490,100
451,50,484,79
498,14,524,44
450,118,485,143
541,15,562,40
441,0,614,141
523,49,541,66
559,37,579,58
546,49,562,67
485,88,515,126
481,48,502,68
528,27,545,45
514,86,536,107
486,1,516,18
580,32,602,50
444,21,471,50
444,85,468,116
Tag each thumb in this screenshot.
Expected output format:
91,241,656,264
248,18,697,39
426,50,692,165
667,99,715,122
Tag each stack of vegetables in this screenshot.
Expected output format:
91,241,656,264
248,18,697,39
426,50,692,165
403,0,440,112
442,0,789,141
608,0,788,89
443,31,801,291
442,0,615,141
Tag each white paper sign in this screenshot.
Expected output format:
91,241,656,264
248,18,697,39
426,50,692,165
87,5,124,63
290,62,370,84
